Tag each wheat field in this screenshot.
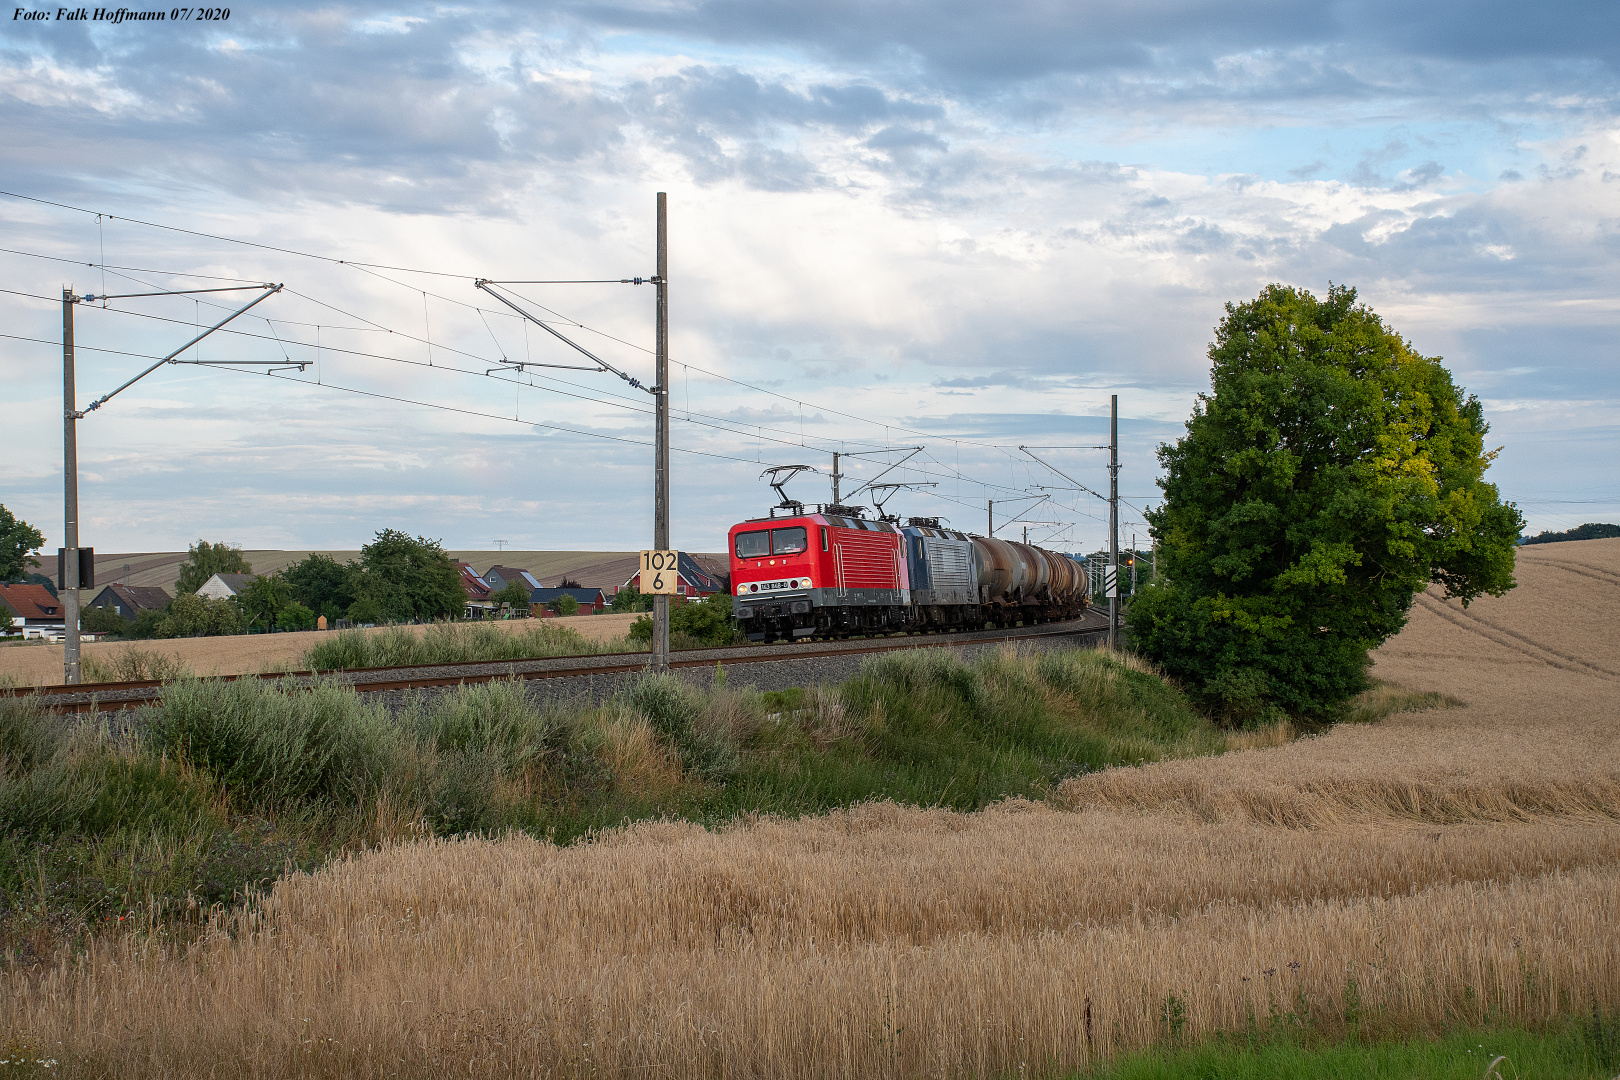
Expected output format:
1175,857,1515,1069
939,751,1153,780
4,540,1618,1078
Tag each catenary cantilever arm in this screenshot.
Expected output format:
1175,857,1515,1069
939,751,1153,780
80,284,284,415
474,279,654,394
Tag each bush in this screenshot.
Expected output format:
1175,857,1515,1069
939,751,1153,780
622,675,740,779
611,585,652,613
147,678,402,814
278,601,317,632
80,649,190,684
80,604,132,637
155,591,244,638
628,594,742,648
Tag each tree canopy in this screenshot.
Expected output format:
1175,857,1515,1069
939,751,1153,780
281,553,358,621
174,541,253,594
492,580,531,612
355,530,464,621
1128,284,1522,722
0,505,46,582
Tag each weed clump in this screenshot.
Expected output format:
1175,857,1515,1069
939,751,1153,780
300,621,627,671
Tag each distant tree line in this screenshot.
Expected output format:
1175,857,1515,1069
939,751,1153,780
78,531,463,639
1519,523,1620,545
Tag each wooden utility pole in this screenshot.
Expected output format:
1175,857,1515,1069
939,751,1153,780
652,193,671,672
62,287,81,684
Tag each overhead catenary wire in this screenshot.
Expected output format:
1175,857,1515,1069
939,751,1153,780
3,226,1121,465
3,206,1128,531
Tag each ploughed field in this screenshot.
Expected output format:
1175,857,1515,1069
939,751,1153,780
5,541,1618,1078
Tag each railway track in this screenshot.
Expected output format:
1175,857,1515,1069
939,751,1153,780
8,614,1115,715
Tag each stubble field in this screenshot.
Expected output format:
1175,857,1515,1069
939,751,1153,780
4,540,1617,1078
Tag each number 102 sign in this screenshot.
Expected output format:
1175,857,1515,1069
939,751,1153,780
639,550,681,594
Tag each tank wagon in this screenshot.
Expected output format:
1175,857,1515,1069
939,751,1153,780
728,509,1088,642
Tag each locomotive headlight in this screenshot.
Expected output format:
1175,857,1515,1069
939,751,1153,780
737,585,746,595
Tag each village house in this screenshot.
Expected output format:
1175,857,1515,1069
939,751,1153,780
455,561,495,619
481,566,543,594
529,586,609,615
196,572,258,600
0,581,65,636
85,583,172,623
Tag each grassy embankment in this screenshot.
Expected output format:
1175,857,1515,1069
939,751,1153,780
1085,1019,1620,1079
0,644,1219,957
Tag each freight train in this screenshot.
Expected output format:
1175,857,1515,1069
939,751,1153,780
727,501,1089,643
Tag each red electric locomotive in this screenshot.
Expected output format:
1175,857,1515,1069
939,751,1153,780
728,508,908,641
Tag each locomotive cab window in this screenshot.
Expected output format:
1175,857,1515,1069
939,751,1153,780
820,527,829,551
771,526,808,554
734,531,770,559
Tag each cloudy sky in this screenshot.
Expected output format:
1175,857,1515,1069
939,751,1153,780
3,0,1616,557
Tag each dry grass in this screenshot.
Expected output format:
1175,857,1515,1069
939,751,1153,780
4,805,1618,1078
4,540,1618,1078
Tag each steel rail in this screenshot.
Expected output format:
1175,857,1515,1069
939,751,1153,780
12,618,1111,715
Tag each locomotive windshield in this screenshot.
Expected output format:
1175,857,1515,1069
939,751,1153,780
771,527,808,554
734,526,810,558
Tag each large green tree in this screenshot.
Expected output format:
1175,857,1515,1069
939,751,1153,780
174,541,253,594
355,529,464,621
1,505,46,582
281,553,358,621
1128,284,1522,722
234,575,290,630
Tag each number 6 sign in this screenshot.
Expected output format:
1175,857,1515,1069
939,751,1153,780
640,550,681,594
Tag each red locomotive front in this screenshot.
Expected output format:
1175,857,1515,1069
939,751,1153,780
728,513,908,641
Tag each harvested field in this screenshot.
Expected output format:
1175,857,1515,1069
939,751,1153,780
1057,538,1620,827
0,613,644,687
4,540,1618,1078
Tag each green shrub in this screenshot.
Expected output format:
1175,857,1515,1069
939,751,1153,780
301,621,610,671
148,678,401,814
278,601,317,632
413,679,561,773
80,604,132,637
155,591,244,638
628,593,741,648
622,674,741,779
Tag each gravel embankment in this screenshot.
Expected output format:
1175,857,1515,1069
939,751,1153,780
393,617,1113,713
34,614,1113,721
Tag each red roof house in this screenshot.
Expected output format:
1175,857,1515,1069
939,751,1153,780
1,582,64,629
